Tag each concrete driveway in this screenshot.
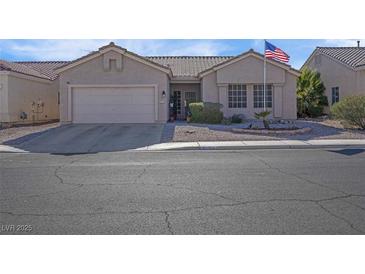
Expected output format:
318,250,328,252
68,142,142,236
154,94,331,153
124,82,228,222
5,124,164,154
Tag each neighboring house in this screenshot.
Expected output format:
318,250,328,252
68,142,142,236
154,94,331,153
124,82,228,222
303,45,365,110
0,60,65,124
1,42,300,124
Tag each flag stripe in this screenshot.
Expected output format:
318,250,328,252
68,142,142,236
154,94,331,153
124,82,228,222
264,41,290,63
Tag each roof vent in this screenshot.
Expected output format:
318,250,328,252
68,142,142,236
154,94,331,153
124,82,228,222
357,40,360,48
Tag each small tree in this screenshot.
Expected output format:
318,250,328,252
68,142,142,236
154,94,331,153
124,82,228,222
331,95,365,129
297,67,328,117
254,111,271,129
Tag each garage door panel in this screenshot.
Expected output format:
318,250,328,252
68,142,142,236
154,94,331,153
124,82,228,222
132,95,155,104
72,86,156,123
74,94,135,105
74,113,155,123
75,104,155,115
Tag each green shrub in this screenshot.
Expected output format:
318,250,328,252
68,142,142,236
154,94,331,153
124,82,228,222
331,95,365,129
231,114,242,123
189,102,204,123
307,104,324,117
189,102,223,124
221,117,232,125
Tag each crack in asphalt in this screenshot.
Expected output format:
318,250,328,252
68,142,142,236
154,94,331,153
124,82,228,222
315,201,364,234
133,164,151,183
0,157,85,202
249,152,349,196
164,211,174,235
155,183,240,203
2,153,364,234
341,198,365,211
1,194,362,216
53,157,85,187
247,152,364,233
1,194,364,233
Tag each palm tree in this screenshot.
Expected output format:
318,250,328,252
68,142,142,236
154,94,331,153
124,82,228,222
254,110,271,129
297,67,328,117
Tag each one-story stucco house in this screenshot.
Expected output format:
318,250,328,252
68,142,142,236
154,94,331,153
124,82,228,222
303,44,365,111
0,60,62,124
1,42,300,124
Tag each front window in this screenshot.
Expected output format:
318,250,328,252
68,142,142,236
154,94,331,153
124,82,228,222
332,87,340,104
228,84,247,108
254,84,272,108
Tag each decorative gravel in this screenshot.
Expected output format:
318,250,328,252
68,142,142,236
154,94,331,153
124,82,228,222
0,122,59,144
168,120,365,142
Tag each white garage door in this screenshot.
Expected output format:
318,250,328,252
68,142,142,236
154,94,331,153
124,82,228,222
72,86,156,123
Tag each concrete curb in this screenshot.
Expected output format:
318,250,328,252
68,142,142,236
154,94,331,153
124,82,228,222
134,139,365,151
2,139,365,153
0,145,28,153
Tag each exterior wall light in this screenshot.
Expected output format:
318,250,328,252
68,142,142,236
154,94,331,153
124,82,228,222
162,90,166,97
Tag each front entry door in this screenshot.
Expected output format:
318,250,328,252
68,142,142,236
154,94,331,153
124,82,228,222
184,91,198,115
172,90,198,120
173,90,183,120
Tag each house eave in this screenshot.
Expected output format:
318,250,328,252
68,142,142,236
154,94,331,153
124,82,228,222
170,76,200,83
0,70,53,83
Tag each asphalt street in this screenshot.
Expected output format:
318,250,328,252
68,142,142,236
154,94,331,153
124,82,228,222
1,148,365,234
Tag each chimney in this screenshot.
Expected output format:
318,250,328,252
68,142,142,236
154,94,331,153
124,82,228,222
357,40,360,48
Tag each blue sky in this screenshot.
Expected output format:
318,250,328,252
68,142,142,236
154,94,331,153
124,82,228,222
0,39,363,69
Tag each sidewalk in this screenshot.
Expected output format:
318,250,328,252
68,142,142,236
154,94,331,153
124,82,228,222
135,139,365,151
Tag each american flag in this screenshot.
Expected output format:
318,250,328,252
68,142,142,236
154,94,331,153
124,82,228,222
265,41,290,63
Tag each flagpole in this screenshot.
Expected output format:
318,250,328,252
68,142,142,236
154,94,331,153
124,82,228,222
263,40,266,111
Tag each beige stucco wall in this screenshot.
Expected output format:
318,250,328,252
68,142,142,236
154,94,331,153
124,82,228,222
201,56,297,119
2,73,59,123
59,51,170,123
357,70,365,93
0,73,9,122
201,72,219,102
216,56,286,84
306,53,365,112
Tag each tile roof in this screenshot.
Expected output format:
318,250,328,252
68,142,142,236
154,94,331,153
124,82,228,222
0,60,52,80
15,61,69,80
1,43,298,80
146,56,234,77
316,47,365,68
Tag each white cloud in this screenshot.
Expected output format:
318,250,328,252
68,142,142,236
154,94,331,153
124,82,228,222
164,41,231,56
1,40,111,60
119,40,232,56
0,39,233,61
